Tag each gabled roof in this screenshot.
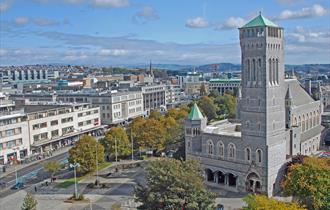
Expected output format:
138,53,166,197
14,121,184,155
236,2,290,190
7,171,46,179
188,103,204,120
284,79,315,106
241,14,278,28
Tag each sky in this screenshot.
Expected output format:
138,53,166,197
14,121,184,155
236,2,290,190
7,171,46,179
0,0,329,66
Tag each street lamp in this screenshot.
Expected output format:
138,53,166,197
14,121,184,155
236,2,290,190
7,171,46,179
70,162,80,199
95,144,99,186
114,137,118,163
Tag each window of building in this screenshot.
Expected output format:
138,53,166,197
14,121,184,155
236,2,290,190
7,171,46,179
256,149,262,163
217,142,224,157
51,120,58,126
207,140,213,155
246,148,251,161
51,130,59,138
228,143,236,159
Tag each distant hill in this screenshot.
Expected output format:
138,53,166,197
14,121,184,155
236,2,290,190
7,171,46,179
127,63,330,73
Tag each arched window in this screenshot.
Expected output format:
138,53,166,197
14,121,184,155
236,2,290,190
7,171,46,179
228,143,236,159
268,58,272,84
245,148,251,161
313,111,316,127
247,59,251,83
257,58,262,84
256,149,262,163
272,59,276,84
306,114,309,130
252,59,256,81
309,112,313,128
275,59,279,84
294,117,297,126
298,116,301,127
218,141,224,157
207,140,214,155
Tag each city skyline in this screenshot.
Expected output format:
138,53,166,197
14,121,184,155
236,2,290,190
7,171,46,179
0,0,329,65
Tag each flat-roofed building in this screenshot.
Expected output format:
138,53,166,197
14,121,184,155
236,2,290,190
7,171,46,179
20,102,101,154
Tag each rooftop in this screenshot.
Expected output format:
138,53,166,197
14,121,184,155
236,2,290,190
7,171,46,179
204,119,241,137
188,103,204,120
209,78,241,83
241,14,278,28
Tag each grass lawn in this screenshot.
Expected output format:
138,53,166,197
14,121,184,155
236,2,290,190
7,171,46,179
57,162,112,188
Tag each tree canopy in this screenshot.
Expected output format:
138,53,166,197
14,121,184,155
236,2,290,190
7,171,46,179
68,135,105,173
283,157,330,210
21,193,38,210
135,158,216,210
100,127,131,157
197,96,218,121
43,160,61,179
243,194,305,210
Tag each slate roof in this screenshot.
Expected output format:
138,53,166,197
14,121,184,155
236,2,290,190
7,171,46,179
284,79,315,106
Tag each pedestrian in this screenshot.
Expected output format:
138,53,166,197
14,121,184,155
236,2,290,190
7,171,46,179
34,186,37,192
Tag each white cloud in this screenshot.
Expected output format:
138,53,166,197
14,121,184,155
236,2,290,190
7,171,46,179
216,17,246,30
185,17,209,28
33,18,60,26
133,6,159,24
99,49,129,56
14,17,30,26
276,4,328,20
0,0,11,12
92,0,129,8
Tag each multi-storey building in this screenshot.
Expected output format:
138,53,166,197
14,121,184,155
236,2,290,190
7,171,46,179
140,85,166,114
0,110,29,165
185,14,323,196
208,78,241,95
0,68,50,84
10,90,144,125
165,84,185,108
22,103,101,154
0,99,101,164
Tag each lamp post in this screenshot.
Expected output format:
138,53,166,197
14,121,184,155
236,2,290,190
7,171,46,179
95,144,99,186
115,137,118,163
131,129,134,161
70,162,80,199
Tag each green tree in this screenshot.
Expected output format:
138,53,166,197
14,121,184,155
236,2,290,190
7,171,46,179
243,194,305,210
135,158,216,210
136,119,166,151
214,93,236,118
149,110,163,120
100,127,131,157
283,157,330,210
209,89,220,98
43,161,61,181
68,135,105,173
198,96,218,120
21,193,38,210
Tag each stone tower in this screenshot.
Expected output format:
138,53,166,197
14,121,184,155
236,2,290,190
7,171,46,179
185,103,207,158
239,14,286,196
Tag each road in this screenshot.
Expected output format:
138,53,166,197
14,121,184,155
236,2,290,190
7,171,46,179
0,152,68,198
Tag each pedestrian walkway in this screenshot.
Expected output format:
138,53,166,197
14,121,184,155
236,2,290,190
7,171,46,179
0,146,72,179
